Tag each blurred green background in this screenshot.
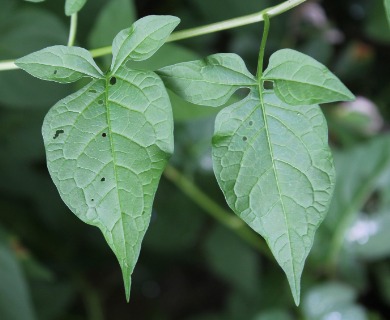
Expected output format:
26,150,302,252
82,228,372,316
0,0,390,319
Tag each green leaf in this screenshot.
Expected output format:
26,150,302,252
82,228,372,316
212,89,335,305
42,70,173,301
157,53,257,107
254,310,293,320
204,225,260,295
385,0,390,27
0,7,70,109
15,15,177,301
302,283,368,320
15,45,103,83
0,241,36,320
325,135,390,263
111,15,180,73
65,0,87,16
161,52,343,305
263,49,355,105
88,0,137,49
347,213,390,261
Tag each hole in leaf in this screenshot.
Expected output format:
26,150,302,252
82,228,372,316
98,99,103,105
53,70,58,75
102,133,107,138
101,177,105,182
242,136,248,142
53,129,64,139
263,80,274,90
249,121,254,126
89,89,97,93
91,199,94,202
110,77,117,85
235,87,250,98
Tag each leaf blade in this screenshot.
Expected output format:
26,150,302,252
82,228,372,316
111,15,180,72
65,0,87,16
42,66,174,300
263,49,355,105
157,53,257,107
15,45,103,83
385,0,390,27
212,90,335,305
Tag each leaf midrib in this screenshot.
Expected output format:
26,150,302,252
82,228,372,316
104,75,128,264
264,76,350,98
256,86,298,295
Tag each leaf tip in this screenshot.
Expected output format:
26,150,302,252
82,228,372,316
293,290,301,306
122,268,132,303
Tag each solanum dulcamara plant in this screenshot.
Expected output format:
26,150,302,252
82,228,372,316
12,0,355,305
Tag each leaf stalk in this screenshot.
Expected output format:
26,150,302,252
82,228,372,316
67,13,78,47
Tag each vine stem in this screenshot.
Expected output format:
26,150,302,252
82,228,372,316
0,0,307,70
67,13,78,47
164,165,272,257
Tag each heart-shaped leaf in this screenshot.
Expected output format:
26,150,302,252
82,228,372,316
16,15,178,301
159,53,344,305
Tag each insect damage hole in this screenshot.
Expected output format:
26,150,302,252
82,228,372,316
110,77,117,85
98,99,104,105
101,177,105,182
102,133,107,138
53,70,58,75
242,136,248,142
263,80,274,90
53,129,64,139
249,120,254,126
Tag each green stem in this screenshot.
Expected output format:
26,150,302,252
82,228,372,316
0,60,18,71
164,165,272,257
256,14,270,79
0,0,307,68
326,157,390,271
77,276,105,320
67,13,78,47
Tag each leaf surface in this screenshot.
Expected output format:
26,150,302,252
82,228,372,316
111,15,180,72
212,89,335,305
42,68,173,301
88,0,136,49
160,53,348,305
263,49,354,105
386,0,390,27
15,45,103,83
0,241,36,320
16,15,179,301
65,0,87,16
157,53,257,107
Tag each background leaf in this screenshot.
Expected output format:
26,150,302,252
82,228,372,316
302,283,368,320
88,0,136,49
65,0,87,16
0,237,36,320
263,49,355,105
385,0,390,27
0,6,70,108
